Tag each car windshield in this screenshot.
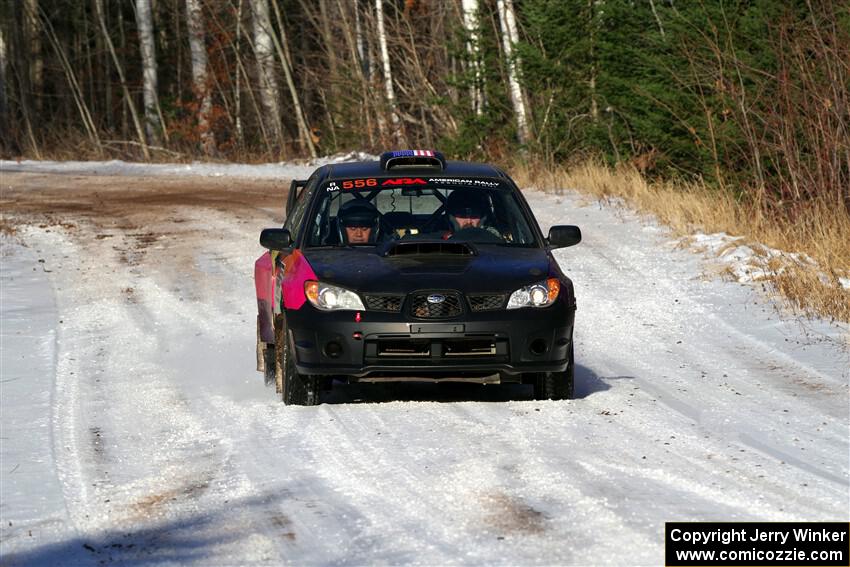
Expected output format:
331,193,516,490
303,177,539,247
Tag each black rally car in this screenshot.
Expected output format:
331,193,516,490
254,150,581,405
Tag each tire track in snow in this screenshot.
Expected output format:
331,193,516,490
26,225,286,565
533,190,848,508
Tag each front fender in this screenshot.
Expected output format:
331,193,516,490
256,248,320,344
280,250,318,311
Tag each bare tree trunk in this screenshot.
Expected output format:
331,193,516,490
269,1,318,157
318,0,341,135
363,7,386,141
354,0,369,79
82,6,96,120
233,5,274,152
649,0,665,38
93,0,110,131
333,0,374,146
233,0,244,146
589,0,599,122
10,6,37,156
24,0,42,113
40,6,102,153
118,8,128,139
497,0,530,145
461,0,483,116
0,26,9,152
95,0,150,159
250,0,284,152
185,0,216,155
135,0,163,145
375,0,403,144
226,0,273,153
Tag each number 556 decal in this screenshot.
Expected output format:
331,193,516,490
342,178,378,189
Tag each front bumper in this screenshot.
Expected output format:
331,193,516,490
285,298,575,381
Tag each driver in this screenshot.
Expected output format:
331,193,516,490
337,199,381,245
442,189,502,240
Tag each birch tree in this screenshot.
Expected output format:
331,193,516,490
250,0,284,151
185,0,216,155
461,0,483,116
375,0,403,144
354,0,369,80
135,0,163,145
497,0,530,144
357,0,385,142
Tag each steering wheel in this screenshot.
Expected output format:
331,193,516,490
449,227,504,243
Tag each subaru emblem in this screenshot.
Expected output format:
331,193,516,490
427,294,446,304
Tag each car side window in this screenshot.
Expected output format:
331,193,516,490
284,174,318,237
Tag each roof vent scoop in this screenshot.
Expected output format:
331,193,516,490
380,150,446,171
383,241,475,257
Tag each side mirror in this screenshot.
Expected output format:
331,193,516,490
260,228,293,251
547,225,582,248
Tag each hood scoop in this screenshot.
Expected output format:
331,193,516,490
382,240,476,257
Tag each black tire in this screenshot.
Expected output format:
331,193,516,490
257,317,275,386
262,345,275,387
274,315,285,395
275,314,319,406
534,343,575,400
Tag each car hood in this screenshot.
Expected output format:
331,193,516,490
302,245,553,294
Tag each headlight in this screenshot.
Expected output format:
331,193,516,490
304,281,365,311
506,278,560,309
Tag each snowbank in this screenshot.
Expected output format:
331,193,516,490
1,152,378,180
685,232,849,290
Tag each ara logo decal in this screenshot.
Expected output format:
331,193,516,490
382,178,427,186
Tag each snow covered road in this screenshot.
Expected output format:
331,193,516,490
1,165,848,565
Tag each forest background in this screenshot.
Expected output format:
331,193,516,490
1,0,848,321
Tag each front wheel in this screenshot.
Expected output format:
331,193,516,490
275,315,320,406
533,343,575,400
262,345,275,387
257,318,275,387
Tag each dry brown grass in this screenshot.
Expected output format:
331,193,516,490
512,160,850,323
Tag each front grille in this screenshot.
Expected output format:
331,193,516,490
364,294,403,312
365,335,509,363
377,338,430,357
443,338,497,356
468,293,506,311
409,291,463,319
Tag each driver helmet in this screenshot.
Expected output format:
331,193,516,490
337,199,380,244
445,189,490,231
